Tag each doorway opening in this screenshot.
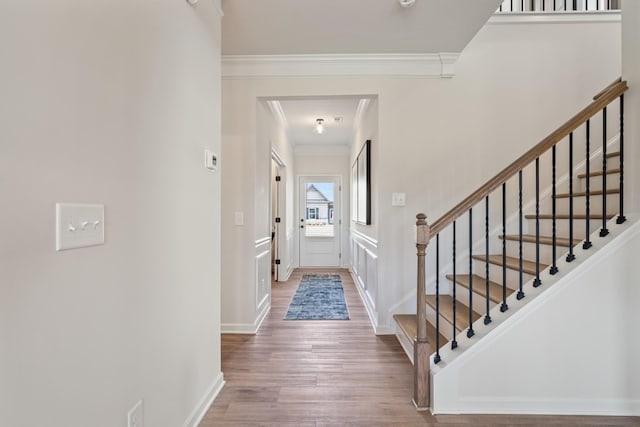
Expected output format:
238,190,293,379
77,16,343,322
299,175,341,267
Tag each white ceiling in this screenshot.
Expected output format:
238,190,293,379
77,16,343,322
224,0,502,149
221,0,502,56
275,97,364,147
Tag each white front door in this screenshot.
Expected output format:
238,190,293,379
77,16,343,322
299,176,341,267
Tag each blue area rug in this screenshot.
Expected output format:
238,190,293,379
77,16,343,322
284,274,350,320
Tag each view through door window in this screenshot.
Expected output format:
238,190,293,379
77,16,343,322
304,182,334,237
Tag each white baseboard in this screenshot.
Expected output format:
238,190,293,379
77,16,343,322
279,264,294,281
181,372,225,427
221,303,271,334
434,397,640,416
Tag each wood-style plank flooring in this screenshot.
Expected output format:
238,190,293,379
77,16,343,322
200,268,640,426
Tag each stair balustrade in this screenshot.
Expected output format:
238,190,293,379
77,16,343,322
411,78,628,410
497,0,620,13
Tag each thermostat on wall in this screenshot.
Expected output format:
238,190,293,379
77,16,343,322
204,150,217,171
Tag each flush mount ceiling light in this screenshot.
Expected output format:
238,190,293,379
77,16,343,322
315,118,325,134
186,0,198,5
398,0,416,7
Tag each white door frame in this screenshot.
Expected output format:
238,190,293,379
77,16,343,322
298,175,341,267
271,148,286,281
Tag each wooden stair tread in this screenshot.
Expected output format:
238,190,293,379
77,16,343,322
500,234,580,247
393,314,446,349
472,254,545,275
578,168,621,179
525,213,616,220
606,151,620,158
555,188,620,198
425,295,481,333
446,274,507,303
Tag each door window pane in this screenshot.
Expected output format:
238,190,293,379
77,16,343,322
305,182,334,237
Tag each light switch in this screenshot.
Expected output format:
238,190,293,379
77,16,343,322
392,193,406,206
56,203,105,251
204,150,217,171
234,211,244,226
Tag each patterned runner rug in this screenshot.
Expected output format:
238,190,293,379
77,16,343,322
284,274,350,320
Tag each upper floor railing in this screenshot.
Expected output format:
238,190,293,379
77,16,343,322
498,0,620,13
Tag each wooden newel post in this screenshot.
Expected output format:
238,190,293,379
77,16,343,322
413,213,431,410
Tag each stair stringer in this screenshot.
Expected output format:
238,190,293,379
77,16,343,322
430,215,640,416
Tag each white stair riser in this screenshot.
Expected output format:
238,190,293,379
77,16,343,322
529,218,606,238
553,193,620,215
454,283,498,315
426,304,456,341
472,260,535,291
577,174,621,192
502,239,557,265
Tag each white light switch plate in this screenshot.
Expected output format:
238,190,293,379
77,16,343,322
391,193,406,206
234,211,244,226
56,203,105,251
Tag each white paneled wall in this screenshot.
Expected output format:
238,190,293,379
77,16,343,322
350,230,380,330
255,237,271,311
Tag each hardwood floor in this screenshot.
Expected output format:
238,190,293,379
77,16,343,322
200,268,640,426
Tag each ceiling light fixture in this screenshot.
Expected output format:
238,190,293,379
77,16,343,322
398,0,416,8
315,118,325,134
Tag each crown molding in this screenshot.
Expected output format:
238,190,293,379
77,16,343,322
221,53,460,79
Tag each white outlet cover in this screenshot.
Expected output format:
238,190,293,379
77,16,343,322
55,203,105,251
127,400,144,427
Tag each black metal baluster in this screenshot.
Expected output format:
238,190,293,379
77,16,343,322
467,209,474,338
584,119,593,249
617,94,626,224
501,183,509,312
567,132,576,262
452,222,458,350
521,0,525,11
554,0,557,10
511,0,514,12
484,196,492,324
533,158,542,287
517,170,525,300
550,145,559,274
542,0,546,11
434,234,441,364
573,0,577,10
601,106,609,237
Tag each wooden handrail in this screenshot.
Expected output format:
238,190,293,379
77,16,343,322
430,80,628,236
593,77,622,100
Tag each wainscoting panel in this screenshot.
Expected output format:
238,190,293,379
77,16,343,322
350,230,380,332
255,237,271,312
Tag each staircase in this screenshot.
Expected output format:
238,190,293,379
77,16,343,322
393,79,629,410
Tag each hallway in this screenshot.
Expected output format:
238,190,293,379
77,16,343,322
201,269,640,426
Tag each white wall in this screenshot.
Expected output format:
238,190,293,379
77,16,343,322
622,0,640,214
432,217,640,415
220,16,620,336
350,98,381,329
0,2,223,427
